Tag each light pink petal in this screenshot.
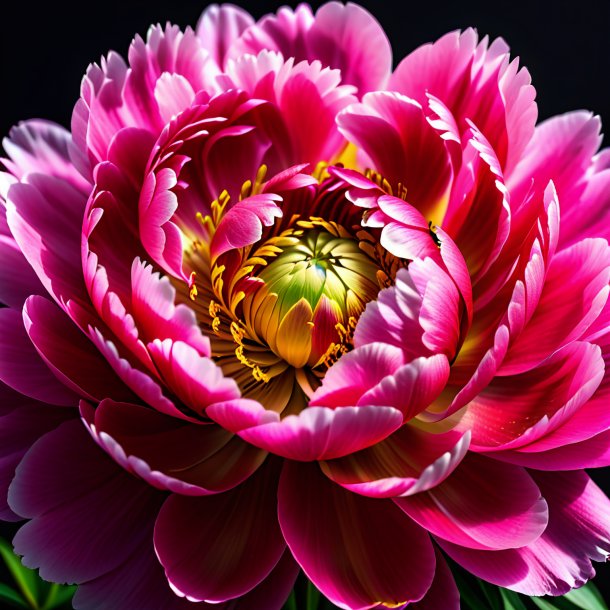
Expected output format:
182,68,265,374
397,454,548,550
443,125,511,282
461,341,604,450
6,173,89,312
508,111,602,243
310,342,404,407
338,92,451,217
82,400,265,496
131,258,210,355
306,1,392,94
74,25,215,168
390,30,536,173
2,119,91,193
196,3,254,69
211,193,283,259
208,400,403,461
357,355,450,421
438,470,610,596
279,461,436,609
154,73,196,124
321,426,470,498
229,2,391,95
224,52,357,164
9,420,164,584
147,339,240,415
0,308,78,406
501,238,610,374
154,459,285,602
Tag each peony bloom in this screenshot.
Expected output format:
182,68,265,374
2,2,610,609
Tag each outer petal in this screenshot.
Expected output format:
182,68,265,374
82,399,266,495
438,471,610,596
229,2,391,95
278,461,436,610
196,3,254,70
321,426,470,498
207,400,403,461
500,238,610,374
9,420,163,584
154,459,285,603
397,454,548,550
409,548,460,610
23,295,134,402
0,234,43,309
0,308,78,406
0,385,73,521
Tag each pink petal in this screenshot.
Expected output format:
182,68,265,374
438,470,610,596
0,308,78,406
338,92,451,217
196,3,254,69
2,119,91,193
147,339,240,415
211,193,283,259
208,400,403,461
409,548,460,610
0,235,43,309
501,238,610,374
0,386,72,521
310,342,405,407
23,295,134,402
154,459,285,602
397,454,548,550
131,258,210,355
9,420,164,584
321,426,470,498
278,460,436,609
461,341,604,450
83,399,265,495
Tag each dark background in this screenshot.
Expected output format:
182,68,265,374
1,0,610,605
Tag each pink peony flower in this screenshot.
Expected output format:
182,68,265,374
2,3,610,609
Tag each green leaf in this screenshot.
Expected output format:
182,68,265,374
478,579,503,610
0,538,39,608
283,590,298,610
500,589,527,610
306,580,321,610
41,583,76,610
0,583,29,609
563,582,608,610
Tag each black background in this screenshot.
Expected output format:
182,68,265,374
1,0,610,604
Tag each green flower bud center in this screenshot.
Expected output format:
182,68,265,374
245,231,381,369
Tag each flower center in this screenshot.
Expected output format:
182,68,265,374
245,230,381,370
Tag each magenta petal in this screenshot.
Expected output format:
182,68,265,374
23,295,133,402
9,420,163,584
237,405,403,461
408,548,460,610
0,235,43,309
131,258,210,355
321,426,470,498
83,399,265,495
154,459,285,602
438,471,610,596
0,308,78,406
397,454,548,550
147,338,240,415
279,461,436,609
0,386,72,521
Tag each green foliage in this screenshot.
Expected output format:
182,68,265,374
0,538,75,610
